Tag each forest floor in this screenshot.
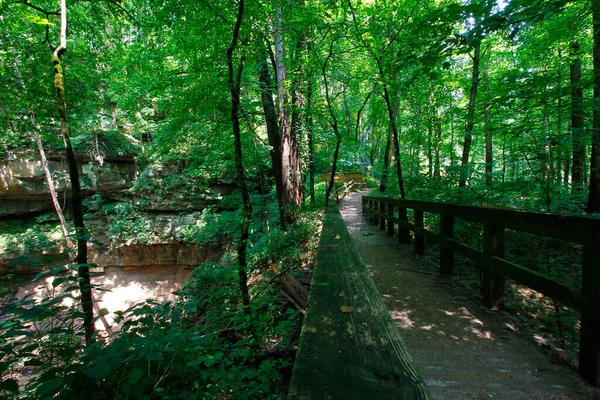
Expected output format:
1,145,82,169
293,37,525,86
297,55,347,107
339,191,599,400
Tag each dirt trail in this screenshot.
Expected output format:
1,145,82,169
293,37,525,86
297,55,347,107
339,191,599,400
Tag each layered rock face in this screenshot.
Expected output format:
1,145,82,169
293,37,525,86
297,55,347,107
0,154,136,216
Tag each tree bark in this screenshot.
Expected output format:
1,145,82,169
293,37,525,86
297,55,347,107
290,29,306,206
274,6,299,225
459,39,482,188
34,132,73,249
306,73,315,208
52,0,94,345
484,69,493,187
434,116,441,179
588,1,600,213
570,41,585,194
379,129,394,192
258,46,285,228
227,0,251,307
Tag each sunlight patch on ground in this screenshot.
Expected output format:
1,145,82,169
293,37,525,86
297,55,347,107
390,309,415,329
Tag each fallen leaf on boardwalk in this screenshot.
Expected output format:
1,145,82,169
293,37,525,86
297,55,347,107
393,286,398,289
335,234,341,239
504,372,512,379
340,305,354,314
361,232,373,236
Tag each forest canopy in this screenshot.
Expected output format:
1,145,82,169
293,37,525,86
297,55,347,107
1,0,599,397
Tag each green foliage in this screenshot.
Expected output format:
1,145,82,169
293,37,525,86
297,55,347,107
0,215,63,255
70,130,139,159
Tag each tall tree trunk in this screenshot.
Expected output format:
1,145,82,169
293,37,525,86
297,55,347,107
484,69,493,187
434,116,441,179
290,30,306,206
258,47,285,228
459,40,482,188
379,129,393,192
274,6,298,225
52,0,94,345
571,41,585,194
227,0,251,307
306,73,316,208
427,117,433,178
557,48,566,187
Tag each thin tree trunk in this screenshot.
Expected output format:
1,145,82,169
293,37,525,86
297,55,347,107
571,41,585,194
52,0,94,345
459,40,482,188
227,0,251,307
306,73,315,208
434,116,441,179
379,129,393,192
34,132,73,249
427,117,433,178
484,69,493,187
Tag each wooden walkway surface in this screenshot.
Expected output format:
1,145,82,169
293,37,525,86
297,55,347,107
340,191,599,400
288,204,430,399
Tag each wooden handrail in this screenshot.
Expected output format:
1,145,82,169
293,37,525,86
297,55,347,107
362,195,600,388
333,179,355,203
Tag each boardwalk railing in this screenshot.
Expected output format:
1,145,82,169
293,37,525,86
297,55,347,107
362,195,600,387
332,179,356,204
318,171,365,183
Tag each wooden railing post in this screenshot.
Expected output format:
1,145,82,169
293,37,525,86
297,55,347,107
579,231,600,387
483,223,505,310
414,209,424,256
387,204,394,236
439,215,454,275
379,202,386,230
398,206,410,244
373,200,379,226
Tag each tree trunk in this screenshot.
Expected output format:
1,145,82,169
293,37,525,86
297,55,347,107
459,39,482,188
52,0,94,345
379,129,393,192
274,6,298,225
306,73,315,208
34,132,73,249
434,116,441,179
258,47,285,228
587,1,600,213
227,0,251,307
484,69,493,187
290,30,306,206
571,41,585,194
427,117,433,178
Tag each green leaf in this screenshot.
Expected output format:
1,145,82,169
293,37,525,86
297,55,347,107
25,15,54,25
129,368,144,385
86,360,111,380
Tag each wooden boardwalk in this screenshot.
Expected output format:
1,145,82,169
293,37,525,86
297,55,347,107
339,192,599,400
288,204,430,399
